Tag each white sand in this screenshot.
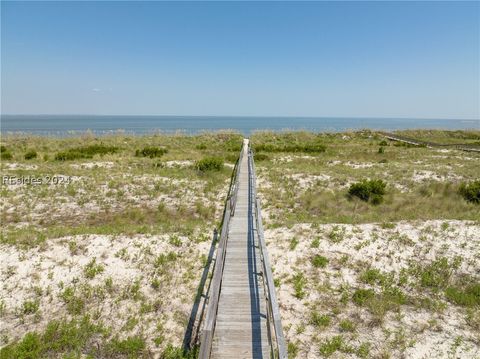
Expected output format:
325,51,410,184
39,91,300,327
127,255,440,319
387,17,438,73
265,220,480,358
0,232,213,354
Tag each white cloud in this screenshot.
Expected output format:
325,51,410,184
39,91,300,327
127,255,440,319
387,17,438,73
92,88,101,92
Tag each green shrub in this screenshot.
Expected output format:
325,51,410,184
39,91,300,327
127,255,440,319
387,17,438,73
254,142,326,153
289,237,299,250
223,138,242,152
417,257,456,289
24,150,37,160
107,336,145,356
59,287,85,315
379,140,388,146
357,343,371,358
195,143,207,150
154,252,178,268
0,317,105,358
287,341,300,358
195,157,223,172
22,300,40,314
0,145,6,153
310,311,331,327
84,258,104,279
0,332,42,358
224,153,238,163
311,255,329,268
445,284,480,307
135,146,168,158
339,319,356,332
378,146,385,154
348,179,386,205
352,289,374,306
292,273,307,299
55,144,118,161
1,150,13,160
319,335,346,357
161,343,197,359
254,153,269,161
459,180,480,204
360,268,385,285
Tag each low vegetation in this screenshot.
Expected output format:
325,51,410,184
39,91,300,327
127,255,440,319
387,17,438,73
1,145,13,160
195,157,224,172
459,180,480,204
135,146,168,158
24,150,37,160
1,129,479,358
254,130,480,358
348,179,386,204
0,131,242,356
55,144,118,161
252,131,326,153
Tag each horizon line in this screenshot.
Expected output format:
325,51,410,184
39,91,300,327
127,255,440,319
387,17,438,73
1,114,479,121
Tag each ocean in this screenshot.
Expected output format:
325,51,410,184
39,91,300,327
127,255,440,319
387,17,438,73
1,115,478,136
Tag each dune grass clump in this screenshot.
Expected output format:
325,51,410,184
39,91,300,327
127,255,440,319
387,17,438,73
0,316,105,358
84,258,104,279
310,311,331,327
459,180,480,204
255,142,326,153
445,284,480,307
311,254,329,268
195,157,224,172
348,179,386,205
22,300,40,315
106,336,146,357
352,289,374,306
24,150,37,160
291,272,307,299
1,145,13,160
254,153,269,161
135,146,168,158
252,131,327,153
55,144,118,161
318,335,350,357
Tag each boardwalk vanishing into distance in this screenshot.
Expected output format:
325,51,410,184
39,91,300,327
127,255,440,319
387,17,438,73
198,139,287,359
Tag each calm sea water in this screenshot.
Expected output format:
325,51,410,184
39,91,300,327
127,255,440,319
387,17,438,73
1,115,478,136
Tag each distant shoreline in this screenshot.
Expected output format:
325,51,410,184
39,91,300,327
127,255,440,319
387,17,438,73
1,115,479,137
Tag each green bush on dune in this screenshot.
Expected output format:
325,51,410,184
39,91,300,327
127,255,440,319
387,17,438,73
24,150,37,160
254,153,269,161
1,145,13,160
135,146,168,158
195,157,224,172
55,144,118,161
348,179,386,205
254,142,326,153
459,180,480,204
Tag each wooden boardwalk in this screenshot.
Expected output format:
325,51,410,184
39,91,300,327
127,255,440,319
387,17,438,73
199,139,286,359
211,139,270,358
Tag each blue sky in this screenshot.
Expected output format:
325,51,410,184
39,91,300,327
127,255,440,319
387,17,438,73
1,1,479,118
